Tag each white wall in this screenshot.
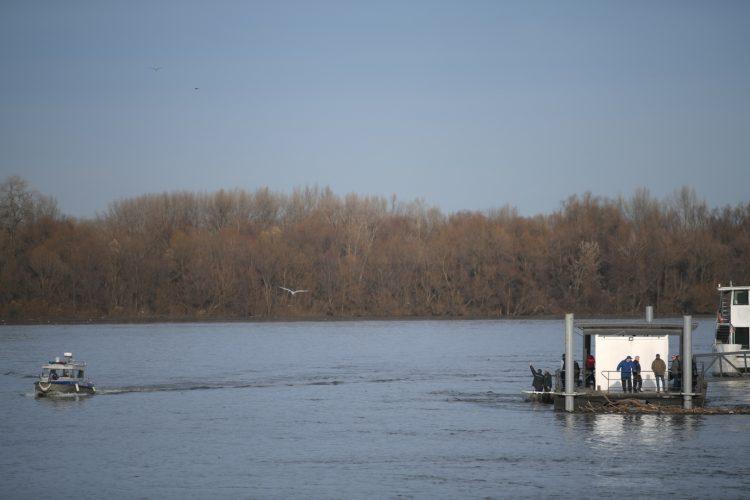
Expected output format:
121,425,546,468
594,335,669,391
731,303,750,328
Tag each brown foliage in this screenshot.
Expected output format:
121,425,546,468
1,178,748,321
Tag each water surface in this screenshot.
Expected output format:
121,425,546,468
1,319,748,498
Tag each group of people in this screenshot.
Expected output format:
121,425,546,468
530,355,595,392
617,355,654,392
560,354,596,388
529,365,553,392
529,353,696,393
617,353,693,393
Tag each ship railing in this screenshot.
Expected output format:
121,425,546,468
694,350,750,376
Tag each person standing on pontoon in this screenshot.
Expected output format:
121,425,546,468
651,354,667,393
671,354,682,391
585,354,596,388
617,355,635,393
529,365,545,392
632,356,643,392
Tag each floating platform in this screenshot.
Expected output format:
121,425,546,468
551,387,706,411
522,390,554,404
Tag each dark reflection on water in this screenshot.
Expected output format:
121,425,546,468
1,319,748,499
32,393,93,408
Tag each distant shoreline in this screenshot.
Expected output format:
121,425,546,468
0,313,715,327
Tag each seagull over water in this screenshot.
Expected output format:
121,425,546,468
149,66,163,71
279,287,309,296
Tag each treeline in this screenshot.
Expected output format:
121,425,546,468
1,175,749,321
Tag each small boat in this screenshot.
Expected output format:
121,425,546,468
35,352,96,397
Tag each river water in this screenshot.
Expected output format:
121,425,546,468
1,318,749,498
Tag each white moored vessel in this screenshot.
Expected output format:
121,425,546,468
713,284,750,375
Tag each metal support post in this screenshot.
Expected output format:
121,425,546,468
565,313,575,412
682,315,692,410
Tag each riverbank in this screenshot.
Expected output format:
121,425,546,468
0,312,715,326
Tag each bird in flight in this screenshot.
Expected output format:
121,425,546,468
279,287,309,296
149,66,162,71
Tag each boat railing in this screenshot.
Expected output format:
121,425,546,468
694,350,750,376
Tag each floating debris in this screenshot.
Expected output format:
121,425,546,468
579,397,750,415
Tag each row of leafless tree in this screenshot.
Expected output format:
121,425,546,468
1,175,748,321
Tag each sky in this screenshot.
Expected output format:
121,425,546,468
1,1,749,217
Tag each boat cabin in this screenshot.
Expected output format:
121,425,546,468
40,352,86,382
717,284,750,350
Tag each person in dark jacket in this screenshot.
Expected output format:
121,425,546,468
529,365,545,392
543,371,552,392
670,354,682,391
560,355,581,390
585,354,596,388
692,360,699,390
632,356,642,392
559,354,566,385
617,356,634,393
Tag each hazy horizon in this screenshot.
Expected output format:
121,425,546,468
2,1,749,217
5,174,747,221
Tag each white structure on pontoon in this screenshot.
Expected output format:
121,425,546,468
556,309,703,412
579,307,671,392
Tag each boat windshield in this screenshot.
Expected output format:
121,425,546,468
734,290,749,306
41,368,50,378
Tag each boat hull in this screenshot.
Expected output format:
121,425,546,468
711,344,748,376
35,381,96,397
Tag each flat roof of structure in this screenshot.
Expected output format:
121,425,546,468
574,320,699,336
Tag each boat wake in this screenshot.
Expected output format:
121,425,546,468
95,377,354,395
431,390,527,408
96,381,273,395
94,373,431,395
24,372,518,399
4,370,37,379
